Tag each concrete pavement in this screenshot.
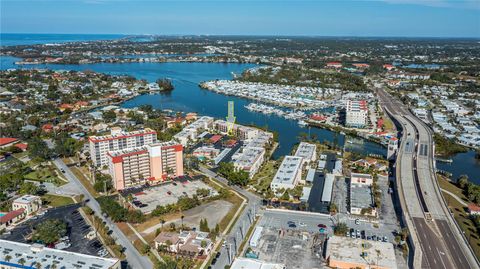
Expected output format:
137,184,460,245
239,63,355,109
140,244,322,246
53,158,154,269
377,87,479,269
198,166,262,269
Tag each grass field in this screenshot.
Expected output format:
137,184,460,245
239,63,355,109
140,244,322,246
25,167,67,186
41,194,75,207
438,176,480,258
251,160,277,192
70,166,100,198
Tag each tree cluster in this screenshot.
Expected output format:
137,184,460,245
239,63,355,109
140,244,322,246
217,162,249,186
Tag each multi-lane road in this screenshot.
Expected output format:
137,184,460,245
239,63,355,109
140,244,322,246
53,158,154,269
377,88,478,269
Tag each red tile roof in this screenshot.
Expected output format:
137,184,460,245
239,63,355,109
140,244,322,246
468,203,480,212
0,137,19,146
0,208,25,224
14,143,28,150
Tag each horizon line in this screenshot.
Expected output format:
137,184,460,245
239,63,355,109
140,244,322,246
2,33,480,39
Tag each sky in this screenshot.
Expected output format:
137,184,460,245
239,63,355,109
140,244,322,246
1,0,479,37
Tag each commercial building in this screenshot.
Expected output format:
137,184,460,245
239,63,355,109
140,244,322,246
350,173,373,185
345,100,368,128
350,174,377,217
89,128,157,167
154,231,213,257
230,257,285,269
0,239,120,269
294,142,317,165
12,195,41,215
107,141,184,190
232,146,266,178
325,236,397,269
270,156,303,194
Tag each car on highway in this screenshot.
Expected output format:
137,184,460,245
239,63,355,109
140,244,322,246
317,223,327,228
288,223,297,228
299,222,306,227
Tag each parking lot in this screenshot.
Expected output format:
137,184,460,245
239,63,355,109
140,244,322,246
249,225,327,269
0,204,110,257
127,179,217,214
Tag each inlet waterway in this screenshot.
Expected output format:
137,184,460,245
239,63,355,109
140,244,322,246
0,56,478,183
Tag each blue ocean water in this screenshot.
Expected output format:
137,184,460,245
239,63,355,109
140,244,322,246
0,37,477,182
0,33,125,46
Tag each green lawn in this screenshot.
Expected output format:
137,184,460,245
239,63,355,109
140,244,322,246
251,160,277,192
25,168,67,186
42,194,75,207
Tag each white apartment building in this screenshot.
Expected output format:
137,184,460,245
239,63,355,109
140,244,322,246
345,100,368,128
173,116,214,146
89,127,157,167
231,146,266,178
294,142,317,165
12,195,42,215
270,156,303,194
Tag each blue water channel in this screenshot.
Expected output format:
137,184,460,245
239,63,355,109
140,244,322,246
1,55,478,183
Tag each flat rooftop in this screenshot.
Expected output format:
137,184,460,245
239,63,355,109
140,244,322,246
294,142,316,160
0,239,119,269
231,257,284,269
350,183,373,209
271,156,303,186
13,195,40,204
89,128,155,142
326,236,397,269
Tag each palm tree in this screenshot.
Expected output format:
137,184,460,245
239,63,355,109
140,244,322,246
18,258,26,266
4,255,12,262
160,218,165,230
35,262,42,269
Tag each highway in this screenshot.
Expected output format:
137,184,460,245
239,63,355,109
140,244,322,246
377,88,478,269
53,158,154,269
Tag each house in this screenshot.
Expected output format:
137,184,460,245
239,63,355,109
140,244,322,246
0,137,19,149
14,143,28,151
0,208,26,230
326,62,343,68
12,195,42,215
383,64,395,71
154,231,213,258
59,103,74,112
468,204,480,215
41,123,54,133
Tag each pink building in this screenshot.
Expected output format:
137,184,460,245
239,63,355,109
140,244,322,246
107,141,184,190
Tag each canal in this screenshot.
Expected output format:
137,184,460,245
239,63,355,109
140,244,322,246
1,56,478,183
